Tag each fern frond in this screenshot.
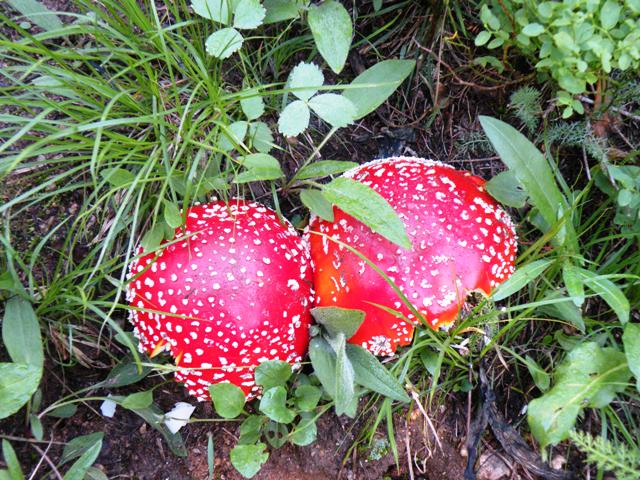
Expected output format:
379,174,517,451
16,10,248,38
570,430,640,480
509,87,542,134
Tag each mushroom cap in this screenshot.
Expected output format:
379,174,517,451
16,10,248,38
306,157,517,356
127,200,313,400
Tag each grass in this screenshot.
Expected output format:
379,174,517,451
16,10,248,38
1,0,640,479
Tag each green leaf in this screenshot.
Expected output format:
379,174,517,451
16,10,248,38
30,415,43,441
163,202,182,229
233,0,266,29
332,333,357,417
290,412,317,446
295,160,357,180
122,390,154,410
346,344,410,402
288,62,324,102
98,361,151,389
527,342,631,449
492,259,554,301
2,297,43,368
241,152,280,170
308,93,356,128
311,306,364,338
140,222,165,252
239,89,265,120
322,177,411,249
219,120,248,152
62,439,102,480
238,415,265,445
263,0,300,23
600,0,621,30
1,440,24,480
300,189,334,222
47,404,78,418
294,385,322,412
522,23,544,36
247,122,274,153
342,59,415,119
259,386,295,423
278,100,310,137
524,355,550,392
0,363,41,420
485,170,528,208
101,167,134,188
191,0,232,24
130,403,187,457
479,116,574,249
254,360,292,391
230,444,269,479
85,468,108,480
308,336,337,397
307,0,352,74
562,263,585,306
61,433,104,466
538,291,585,332
209,383,246,419
206,28,243,59
6,0,63,32
623,323,640,392
577,269,629,324
264,421,288,448
235,153,284,183
474,31,491,46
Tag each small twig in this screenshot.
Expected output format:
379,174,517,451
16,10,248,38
404,419,415,480
30,442,64,480
578,95,640,122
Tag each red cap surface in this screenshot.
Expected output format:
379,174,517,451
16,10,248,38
306,157,517,356
127,200,313,399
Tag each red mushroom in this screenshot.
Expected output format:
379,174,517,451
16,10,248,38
306,157,517,356
127,200,313,399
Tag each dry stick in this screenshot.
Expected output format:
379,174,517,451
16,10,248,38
578,95,640,122
30,442,64,480
404,419,415,480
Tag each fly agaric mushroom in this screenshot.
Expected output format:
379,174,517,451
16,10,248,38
306,157,517,356
127,200,313,400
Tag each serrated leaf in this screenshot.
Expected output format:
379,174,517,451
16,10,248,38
527,342,631,448
342,59,415,119
240,89,265,120
62,439,102,480
288,62,324,102
2,297,43,368
122,390,153,410
311,307,364,338
163,202,182,229
230,444,269,479
295,160,357,180
61,433,104,466
6,0,63,32
278,100,310,137
1,440,24,480
300,189,334,221
219,120,249,151
485,170,528,208
562,262,585,307
191,0,232,24
263,0,300,23
308,93,356,128
234,154,284,183
492,259,554,301
206,28,243,59
254,360,292,391
623,323,640,392
247,122,274,153
577,269,629,324
233,0,266,29
346,344,410,402
259,386,295,423
209,383,246,419
307,0,352,74
322,177,411,249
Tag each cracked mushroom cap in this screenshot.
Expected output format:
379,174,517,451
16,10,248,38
306,157,517,356
127,200,314,400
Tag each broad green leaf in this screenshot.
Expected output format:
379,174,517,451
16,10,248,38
240,153,280,170
263,0,300,23
2,297,43,368
294,385,322,412
206,28,243,59
234,163,284,183
259,386,295,423
322,177,411,249
209,383,246,419
479,116,574,249
47,404,78,418
527,342,631,448
264,420,288,448
233,0,266,29
295,160,357,180
254,360,292,391
492,259,554,301
300,189,334,222
62,439,102,480
239,89,265,120
0,363,41,419
278,100,310,137
333,333,356,417
101,167,134,188
290,412,317,446
308,93,356,128
577,269,629,324
342,59,416,119
288,62,324,102
230,444,269,479
219,120,249,152
191,0,232,24
122,390,153,410
1,440,24,480
524,355,550,391
238,415,265,445
247,122,274,153
623,323,640,392
6,0,63,32
163,202,182,229
522,23,544,36
307,0,352,74
600,0,621,30
140,222,165,252
61,433,104,466
346,344,410,402
311,306,364,338
474,31,491,46
562,262,585,306
308,336,337,397
485,170,527,208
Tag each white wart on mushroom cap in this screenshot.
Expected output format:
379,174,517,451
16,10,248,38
127,200,314,400
306,157,517,356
